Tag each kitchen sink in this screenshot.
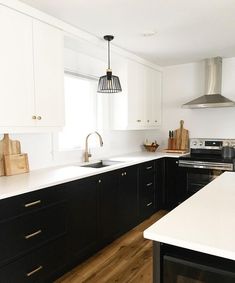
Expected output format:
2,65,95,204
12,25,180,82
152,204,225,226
81,160,123,168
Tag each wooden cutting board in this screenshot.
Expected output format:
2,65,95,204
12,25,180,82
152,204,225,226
4,153,29,176
0,134,21,176
174,120,189,150
165,149,188,154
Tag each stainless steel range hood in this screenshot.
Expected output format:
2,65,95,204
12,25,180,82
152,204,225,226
182,57,235,108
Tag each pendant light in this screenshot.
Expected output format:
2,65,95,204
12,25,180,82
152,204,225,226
97,35,122,93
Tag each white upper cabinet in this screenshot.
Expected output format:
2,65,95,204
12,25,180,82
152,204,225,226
110,58,162,130
33,20,64,127
0,5,35,127
0,5,64,132
127,60,145,128
145,67,162,128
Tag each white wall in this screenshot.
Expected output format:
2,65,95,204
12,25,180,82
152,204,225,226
160,57,235,148
5,48,235,171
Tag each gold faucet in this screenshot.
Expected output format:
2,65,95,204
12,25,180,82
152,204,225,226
84,131,104,162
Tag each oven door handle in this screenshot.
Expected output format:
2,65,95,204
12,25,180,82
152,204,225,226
178,160,234,171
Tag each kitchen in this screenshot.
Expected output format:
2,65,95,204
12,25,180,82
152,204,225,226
0,0,235,282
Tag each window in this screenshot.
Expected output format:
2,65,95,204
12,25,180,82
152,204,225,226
58,72,98,150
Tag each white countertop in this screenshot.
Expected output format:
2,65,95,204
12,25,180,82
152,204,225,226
0,151,183,200
144,172,235,261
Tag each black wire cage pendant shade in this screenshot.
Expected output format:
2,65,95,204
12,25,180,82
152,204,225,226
97,35,122,93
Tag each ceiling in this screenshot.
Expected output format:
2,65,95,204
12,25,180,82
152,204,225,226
19,0,235,66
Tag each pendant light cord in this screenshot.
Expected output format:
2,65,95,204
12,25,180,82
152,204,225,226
108,40,110,69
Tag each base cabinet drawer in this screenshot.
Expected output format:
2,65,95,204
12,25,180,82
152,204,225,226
140,161,155,173
0,202,67,265
0,237,66,283
140,193,155,220
0,184,65,222
139,161,156,221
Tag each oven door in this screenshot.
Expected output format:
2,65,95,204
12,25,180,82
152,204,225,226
186,167,222,197
178,160,233,198
163,255,235,283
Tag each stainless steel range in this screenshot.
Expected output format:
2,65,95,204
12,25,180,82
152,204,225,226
178,138,235,198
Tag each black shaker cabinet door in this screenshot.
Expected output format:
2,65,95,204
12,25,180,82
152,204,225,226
165,158,186,210
98,171,119,246
66,177,98,262
117,166,139,234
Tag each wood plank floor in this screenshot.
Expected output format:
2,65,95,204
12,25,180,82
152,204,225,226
56,210,167,283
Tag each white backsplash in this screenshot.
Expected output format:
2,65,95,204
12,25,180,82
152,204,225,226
0,130,161,170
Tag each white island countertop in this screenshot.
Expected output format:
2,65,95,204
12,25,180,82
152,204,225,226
0,151,183,200
144,172,235,261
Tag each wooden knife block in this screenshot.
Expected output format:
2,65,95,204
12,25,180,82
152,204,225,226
168,138,176,150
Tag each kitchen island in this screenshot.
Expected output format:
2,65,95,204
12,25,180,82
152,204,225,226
144,172,235,282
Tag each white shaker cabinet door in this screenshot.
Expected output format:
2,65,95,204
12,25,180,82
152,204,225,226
127,60,145,129
144,67,162,127
0,5,35,127
151,69,162,127
33,20,65,127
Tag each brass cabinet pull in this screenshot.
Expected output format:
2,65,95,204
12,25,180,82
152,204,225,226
32,115,36,120
147,120,150,122
37,116,42,120
26,266,43,277
121,172,127,176
147,202,153,207
98,179,102,183
25,229,42,240
146,166,153,170
136,120,141,122
146,182,153,187
155,120,157,122
24,200,41,208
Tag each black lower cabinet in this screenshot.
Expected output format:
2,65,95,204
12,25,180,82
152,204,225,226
0,237,66,283
117,166,139,235
0,184,67,283
66,177,98,264
0,158,170,282
98,171,119,246
139,161,156,221
155,158,165,210
164,158,186,210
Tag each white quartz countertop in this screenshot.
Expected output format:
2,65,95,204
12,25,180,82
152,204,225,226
144,172,235,261
0,151,183,200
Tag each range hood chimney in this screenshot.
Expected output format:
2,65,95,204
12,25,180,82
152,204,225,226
182,57,235,108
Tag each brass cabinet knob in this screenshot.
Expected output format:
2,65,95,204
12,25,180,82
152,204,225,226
98,179,102,183
32,115,36,120
137,120,141,122
147,120,150,122
37,116,42,120
155,120,157,122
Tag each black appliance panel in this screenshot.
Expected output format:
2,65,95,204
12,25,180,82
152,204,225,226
164,255,235,283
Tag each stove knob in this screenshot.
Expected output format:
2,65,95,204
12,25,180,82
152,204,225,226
199,142,203,146
224,141,230,146
192,141,197,146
